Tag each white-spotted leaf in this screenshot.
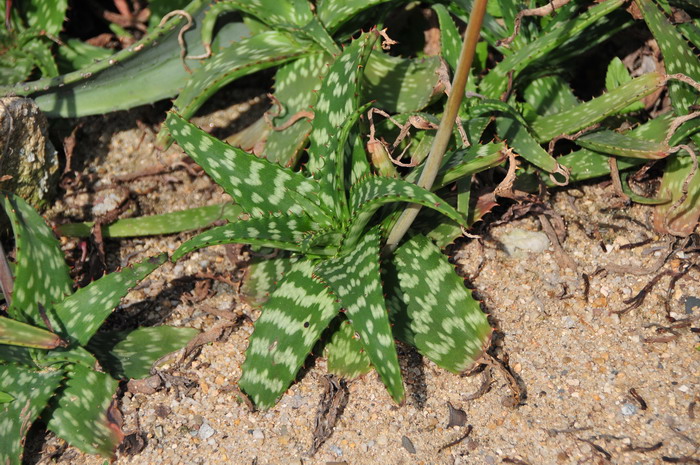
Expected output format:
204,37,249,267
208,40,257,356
325,319,371,379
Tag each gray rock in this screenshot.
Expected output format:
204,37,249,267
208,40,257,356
621,403,638,416
500,229,550,256
0,97,59,209
197,422,215,440
251,428,264,440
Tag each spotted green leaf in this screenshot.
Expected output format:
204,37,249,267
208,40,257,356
315,227,404,403
324,319,372,379
307,31,377,215
219,0,313,30
346,175,468,249
0,316,63,349
21,0,68,35
88,326,198,379
264,53,328,166
0,364,64,465
1,192,73,327
523,75,579,117
384,234,491,373
431,142,507,190
653,146,700,236
637,0,700,115
479,0,626,98
317,0,393,33
576,130,668,159
363,51,442,114
167,112,328,221
47,365,121,457
239,259,340,408
173,213,328,261
57,203,242,238
531,72,665,141
53,254,167,346
605,57,645,113
241,255,297,306
496,116,564,175
433,4,462,72
0,346,34,366
161,30,310,146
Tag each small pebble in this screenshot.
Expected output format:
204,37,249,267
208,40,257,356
562,316,576,329
252,429,265,440
401,436,416,454
328,445,343,457
197,423,215,440
678,385,690,393
500,229,550,256
621,403,638,416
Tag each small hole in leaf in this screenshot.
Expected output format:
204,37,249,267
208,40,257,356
303,322,310,328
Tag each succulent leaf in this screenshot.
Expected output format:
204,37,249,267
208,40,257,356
653,147,700,236
384,234,491,373
57,203,243,238
53,254,167,346
317,0,393,33
0,364,64,465
432,4,462,72
315,227,405,403
21,0,68,35
496,116,564,175
0,316,63,349
523,75,580,117
166,112,328,221
1,193,73,327
172,213,329,260
239,259,340,408
531,72,665,141
87,326,198,379
241,254,297,306
324,319,372,379
605,57,645,113
576,130,668,159
47,364,121,457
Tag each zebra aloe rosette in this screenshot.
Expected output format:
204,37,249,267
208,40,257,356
167,31,492,408
0,193,198,464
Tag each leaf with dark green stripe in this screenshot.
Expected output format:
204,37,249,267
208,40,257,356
576,130,668,159
531,72,665,141
307,31,377,216
173,213,325,260
637,0,700,115
264,53,328,166
241,255,297,306
167,31,311,131
0,364,64,465
317,0,393,33
325,319,371,379
0,316,63,349
384,234,491,373
239,259,340,409
346,175,468,248
167,112,328,220
88,327,198,379
57,203,242,238
1,193,73,327
47,365,121,457
316,227,404,403
433,4,462,71
53,254,167,346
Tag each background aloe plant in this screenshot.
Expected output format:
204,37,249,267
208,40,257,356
0,193,198,464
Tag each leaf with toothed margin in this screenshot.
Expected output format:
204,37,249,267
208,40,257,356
264,53,328,167
317,0,394,33
52,254,167,347
576,130,668,159
87,327,199,379
307,31,378,216
172,213,329,261
0,364,64,465
432,4,462,72
1,193,73,327
325,318,371,379
523,75,580,117
496,115,566,176
216,0,313,30
636,0,700,115
166,112,329,222
315,227,405,403
241,254,297,306
383,234,492,373
653,145,700,236
531,72,665,142
363,50,442,114
160,31,311,145
239,259,340,409
46,364,122,458
479,0,626,99
345,176,468,250
0,316,63,349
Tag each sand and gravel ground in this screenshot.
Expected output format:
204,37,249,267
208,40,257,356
31,97,700,465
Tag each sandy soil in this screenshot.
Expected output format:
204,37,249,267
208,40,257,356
32,98,700,465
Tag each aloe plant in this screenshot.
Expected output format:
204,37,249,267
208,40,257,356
0,193,198,464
